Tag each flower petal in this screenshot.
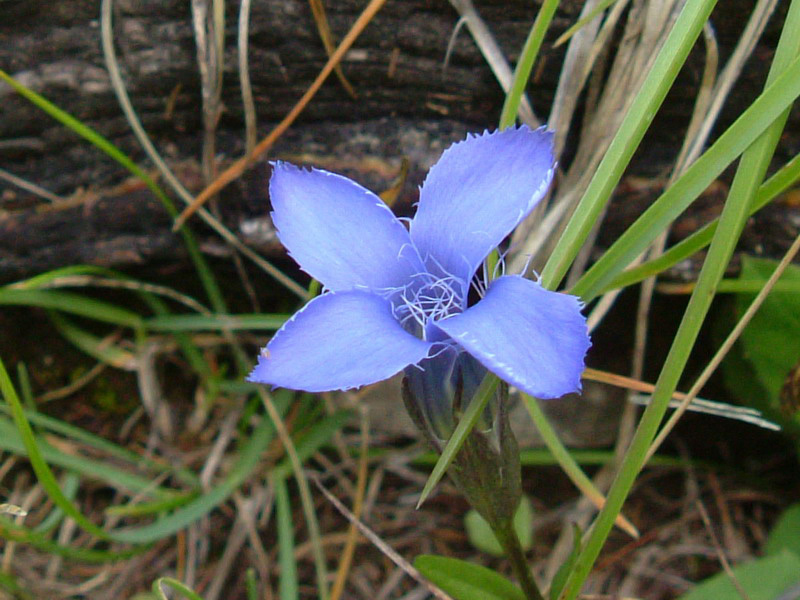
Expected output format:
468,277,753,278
248,290,432,392
410,126,555,281
433,276,590,399
270,162,423,292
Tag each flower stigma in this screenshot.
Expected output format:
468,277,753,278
392,271,465,340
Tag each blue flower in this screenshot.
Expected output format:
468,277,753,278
248,126,590,399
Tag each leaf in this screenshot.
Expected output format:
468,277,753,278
549,524,582,600
765,503,800,557
414,555,526,600
733,257,800,427
677,549,800,600
416,374,499,508
465,496,533,557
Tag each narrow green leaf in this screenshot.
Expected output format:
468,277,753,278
105,491,200,518
465,496,533,557
549,524,582,600
9,265,123,289
498,0,560,128
0,357,112,540
414,554,525,600
605,150,800,291
0,516,143,563
573,49,800,300
144,313,288,332
553,0,620,47
0,289,142,328
50,312,136,368
676,550,800,600
542,0,719,290
108,397,288,544
765,503,800,557
0,68,226,314
416,374,499,508
152,577,205,600
276,478,299,600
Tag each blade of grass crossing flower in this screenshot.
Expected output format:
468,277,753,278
540,0,718,291
0,356,112,541
0,69,226,313
605,149,800,292
558,4,800,596
417,374,500,508
572,50,800,301
522,394,638,539
498,0,560,128
276,477,299,600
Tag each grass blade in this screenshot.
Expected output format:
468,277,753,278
540,0,718,290
416,374,499,508
0,288,143,328
0,356,113,541
276,477,299,600
606,150,800,291
572,50,800,301
557,1,800,595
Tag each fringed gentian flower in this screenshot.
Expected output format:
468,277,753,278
248,126,590,419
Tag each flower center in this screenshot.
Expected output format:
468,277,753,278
393,273,464,340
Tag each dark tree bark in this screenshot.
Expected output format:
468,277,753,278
0,0,796,283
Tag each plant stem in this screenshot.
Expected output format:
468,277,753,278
494,518,545,600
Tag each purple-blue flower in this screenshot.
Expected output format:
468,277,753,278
248,126,590,399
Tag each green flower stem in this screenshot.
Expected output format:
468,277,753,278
493,518,545,600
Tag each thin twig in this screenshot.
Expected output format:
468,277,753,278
308,471,454,600
100,0,306,299
696,499,752,600
446,0,538,126
238,0,257,155
330,405,370,600
0,166,65,203
260,389,330,600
